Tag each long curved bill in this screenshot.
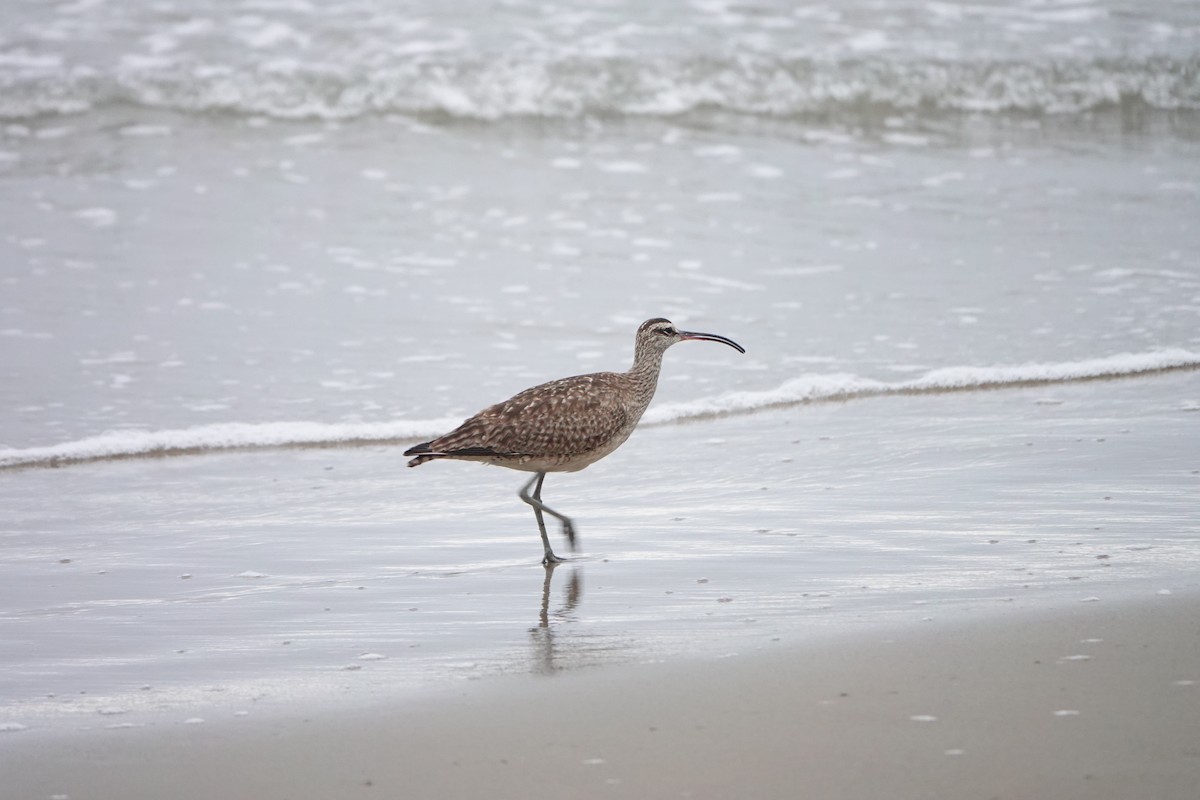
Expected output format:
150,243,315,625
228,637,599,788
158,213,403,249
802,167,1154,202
679,329,746,354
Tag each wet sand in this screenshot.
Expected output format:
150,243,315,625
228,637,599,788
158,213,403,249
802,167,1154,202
6,589,1198,800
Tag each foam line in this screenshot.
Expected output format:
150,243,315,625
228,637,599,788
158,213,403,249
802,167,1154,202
0,419,463,471
1,349,1197,470
644,348,1200,423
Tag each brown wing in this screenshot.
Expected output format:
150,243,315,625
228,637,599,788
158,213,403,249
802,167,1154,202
428,372,630,459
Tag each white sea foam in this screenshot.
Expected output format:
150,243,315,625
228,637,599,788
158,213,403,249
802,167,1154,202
0,418,460,470
1,350,1196,470
645,349,1200,423
2,55,1197,121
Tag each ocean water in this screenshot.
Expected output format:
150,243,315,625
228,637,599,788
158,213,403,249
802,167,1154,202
2,0,1199,730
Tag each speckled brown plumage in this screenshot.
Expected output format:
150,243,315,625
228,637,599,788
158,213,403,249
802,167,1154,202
404,318,745,563
406,372,640,472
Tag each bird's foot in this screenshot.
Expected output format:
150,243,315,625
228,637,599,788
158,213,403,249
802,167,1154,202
542,550,567,566
562,520,578,551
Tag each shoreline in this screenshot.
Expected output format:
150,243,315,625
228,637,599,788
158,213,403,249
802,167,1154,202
6,588,1198,800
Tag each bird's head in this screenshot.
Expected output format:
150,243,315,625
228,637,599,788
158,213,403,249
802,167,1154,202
636,318,746,355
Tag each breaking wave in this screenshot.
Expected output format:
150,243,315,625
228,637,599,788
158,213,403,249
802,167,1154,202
2,55,1198,121
2,349,1196,471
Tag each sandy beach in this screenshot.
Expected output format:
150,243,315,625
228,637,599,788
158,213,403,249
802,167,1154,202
5,588,1197,800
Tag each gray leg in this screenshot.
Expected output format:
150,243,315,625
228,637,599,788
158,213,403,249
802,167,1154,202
519,472,577,564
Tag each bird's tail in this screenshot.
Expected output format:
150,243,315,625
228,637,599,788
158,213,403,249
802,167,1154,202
404,440,510,467
403,441,442,468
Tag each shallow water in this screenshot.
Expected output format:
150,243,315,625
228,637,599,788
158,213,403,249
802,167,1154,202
2,370,1197,729
3,108,1198,455
2,0,1199,732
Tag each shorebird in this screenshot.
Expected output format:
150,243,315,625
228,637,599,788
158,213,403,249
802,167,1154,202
404,318,745,564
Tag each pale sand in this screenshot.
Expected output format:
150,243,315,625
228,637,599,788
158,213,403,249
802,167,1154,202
7,592,1199,800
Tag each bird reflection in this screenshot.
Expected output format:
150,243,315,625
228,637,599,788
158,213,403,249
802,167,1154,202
529,562,583,674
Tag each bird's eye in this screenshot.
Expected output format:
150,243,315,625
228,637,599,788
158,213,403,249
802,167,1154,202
660,327,675,336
